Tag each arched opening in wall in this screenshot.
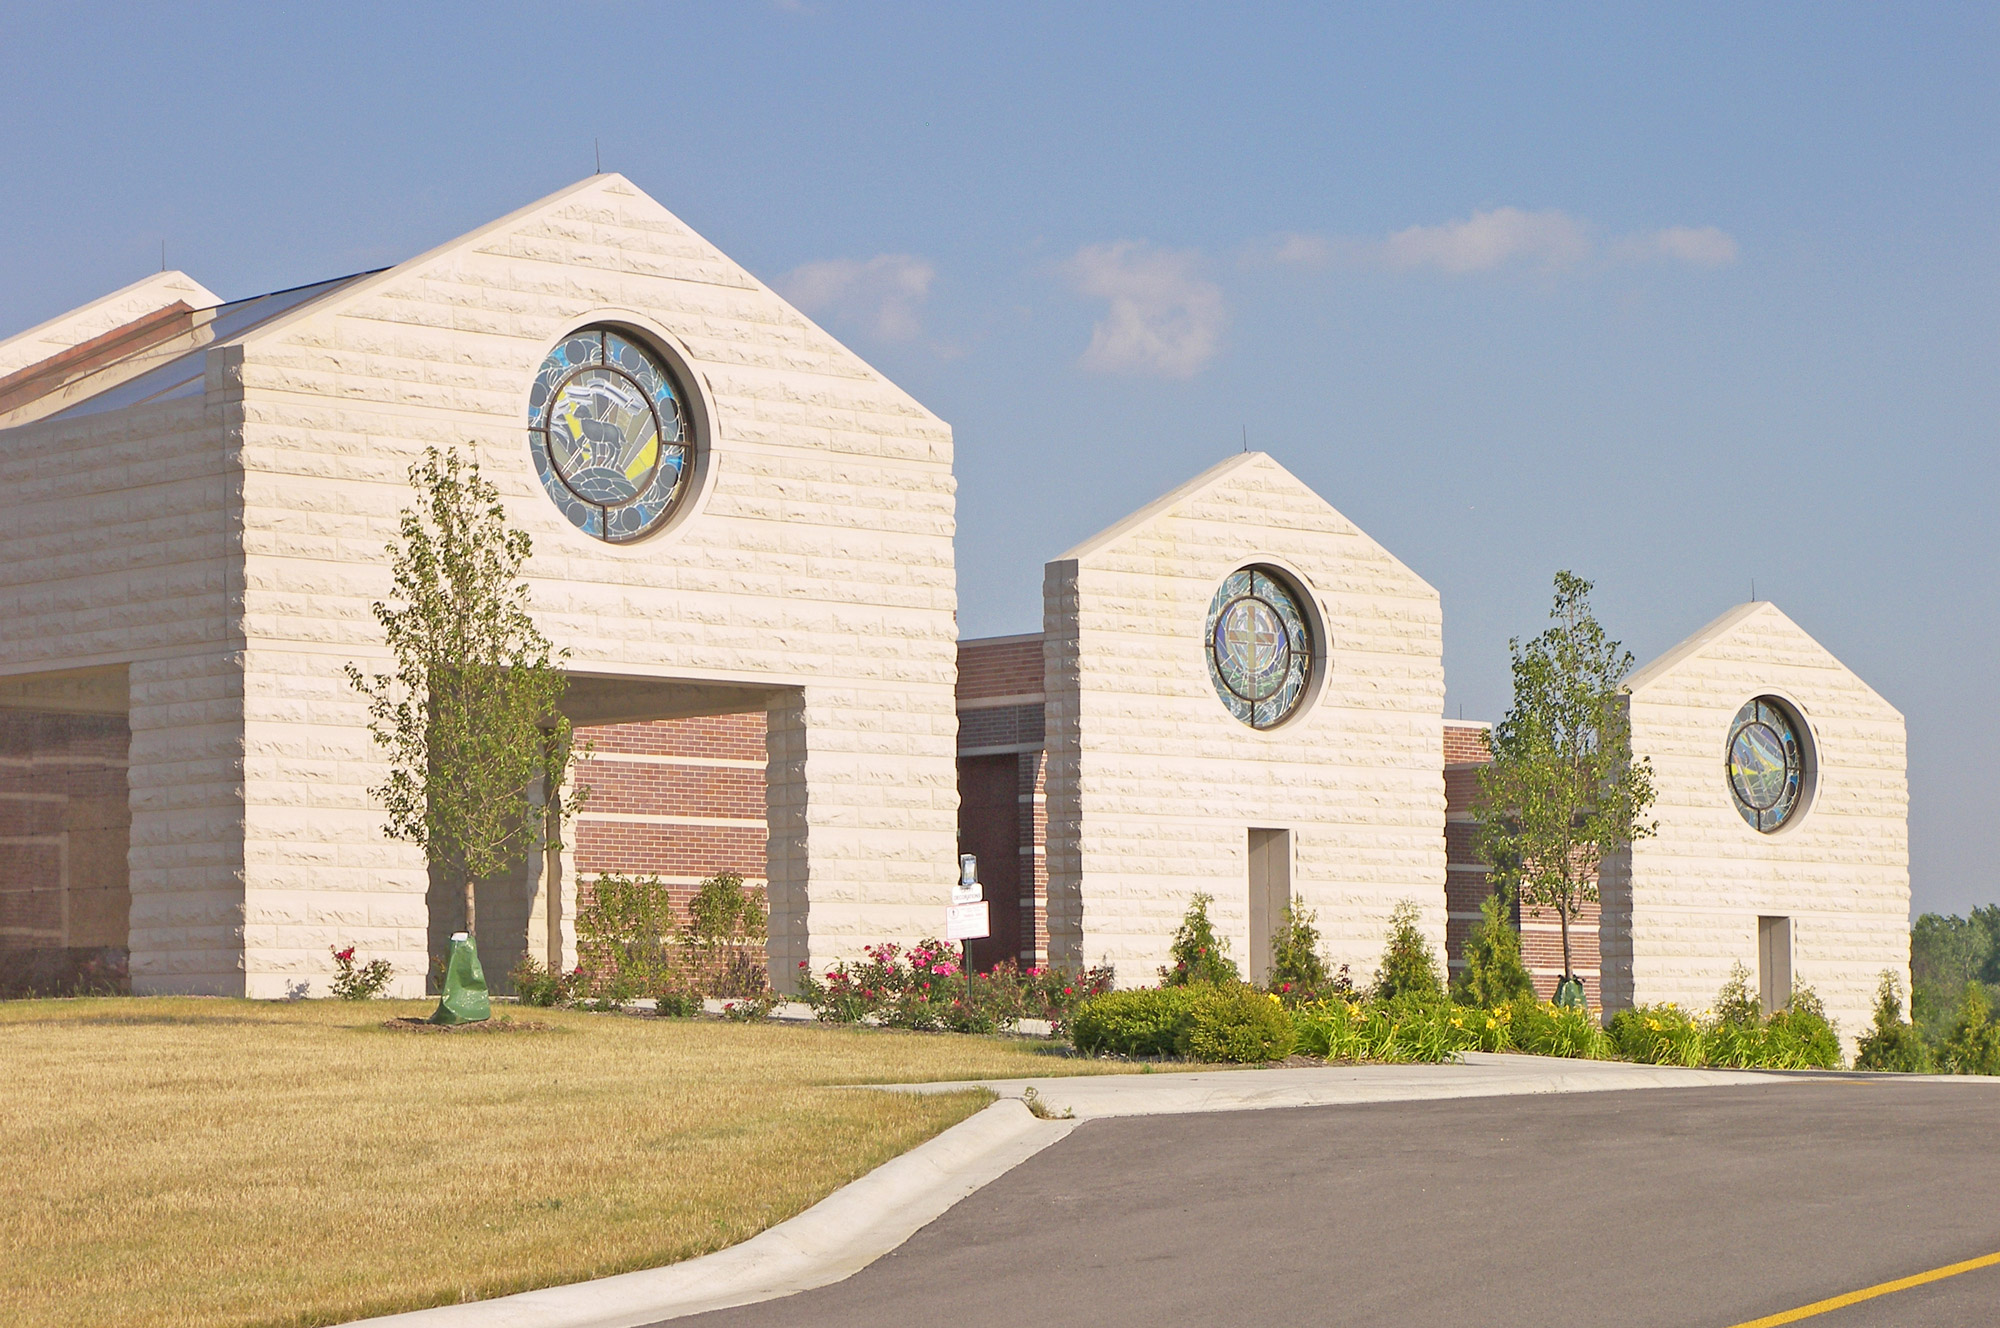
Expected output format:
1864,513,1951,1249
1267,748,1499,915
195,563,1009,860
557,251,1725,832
426,674,790,999
0,666,130,997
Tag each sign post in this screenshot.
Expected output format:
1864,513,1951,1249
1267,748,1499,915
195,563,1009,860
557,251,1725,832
947,853,989,977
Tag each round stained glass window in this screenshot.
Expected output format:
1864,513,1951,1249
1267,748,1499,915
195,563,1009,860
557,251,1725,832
527,327,693,542
1204,566,1315,729
1727,697,1808,832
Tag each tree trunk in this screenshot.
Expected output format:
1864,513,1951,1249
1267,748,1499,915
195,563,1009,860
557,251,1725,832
1558,900,1572,981
463,876,476,937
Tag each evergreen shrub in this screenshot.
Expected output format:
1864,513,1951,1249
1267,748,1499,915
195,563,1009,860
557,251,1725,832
1371,900,1444,1002
1938,983,2000,1076
1451,892,1534,1007
1855,971,1931,1073
1163,893,1240,986
1269,906,1346,1005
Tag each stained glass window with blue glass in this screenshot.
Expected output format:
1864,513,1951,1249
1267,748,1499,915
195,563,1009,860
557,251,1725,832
1726,697,1807,832
1204,567,1315,729
527,327,692,542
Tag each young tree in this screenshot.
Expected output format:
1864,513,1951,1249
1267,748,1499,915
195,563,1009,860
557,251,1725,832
1476,571,1657,999
346,448,584,956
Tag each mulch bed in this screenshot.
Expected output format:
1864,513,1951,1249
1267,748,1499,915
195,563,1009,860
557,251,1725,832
380,1016,556,1034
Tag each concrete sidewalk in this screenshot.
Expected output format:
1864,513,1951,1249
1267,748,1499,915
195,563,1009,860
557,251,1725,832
877,1051,1789,1118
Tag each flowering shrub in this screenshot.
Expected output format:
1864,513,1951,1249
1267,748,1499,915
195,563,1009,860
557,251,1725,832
329,946,394,1001
1606,980,1840,1071
1607,1003,1706,1066
796,943,1112,1033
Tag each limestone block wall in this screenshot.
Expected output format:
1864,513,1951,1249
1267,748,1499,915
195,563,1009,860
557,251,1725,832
0,375,251,993
1599,603,1908,1052
1044,453,1446,985
223,175,958,994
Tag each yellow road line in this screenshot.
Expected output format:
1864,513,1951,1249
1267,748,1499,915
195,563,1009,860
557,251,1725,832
1729,1249,2000,1326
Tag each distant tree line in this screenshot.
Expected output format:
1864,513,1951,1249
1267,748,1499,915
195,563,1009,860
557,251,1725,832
1910,906,2000,1042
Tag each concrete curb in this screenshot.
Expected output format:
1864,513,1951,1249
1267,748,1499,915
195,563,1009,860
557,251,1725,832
339,1054,1921,1327
339,1097,1071,1328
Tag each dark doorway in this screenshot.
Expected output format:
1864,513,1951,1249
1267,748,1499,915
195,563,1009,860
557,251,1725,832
957,754,1022,971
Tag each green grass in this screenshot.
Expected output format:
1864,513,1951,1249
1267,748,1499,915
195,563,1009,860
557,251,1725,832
0,997,1127,1328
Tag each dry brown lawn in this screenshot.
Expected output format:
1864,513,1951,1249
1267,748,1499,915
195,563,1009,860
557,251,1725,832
0,997,1126,1328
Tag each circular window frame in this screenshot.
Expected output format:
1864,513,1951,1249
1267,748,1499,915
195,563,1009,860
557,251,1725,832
522,316,715,547
1723,692,1817,834
1202,561,1327,732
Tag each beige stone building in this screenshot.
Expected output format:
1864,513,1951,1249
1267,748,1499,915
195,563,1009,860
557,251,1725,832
1598,602,1909,1047
0,175,958,998
959,453,1449,986
0,177,1910,1023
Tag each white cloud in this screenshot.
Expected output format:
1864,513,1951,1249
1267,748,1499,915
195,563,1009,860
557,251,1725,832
1066,241,1226,378
1609,225,1740,269
1378,207,1592,273
778,253,935,340
1268,209,1738,275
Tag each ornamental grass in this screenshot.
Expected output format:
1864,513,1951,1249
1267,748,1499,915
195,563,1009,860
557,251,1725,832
0,996,1126,1328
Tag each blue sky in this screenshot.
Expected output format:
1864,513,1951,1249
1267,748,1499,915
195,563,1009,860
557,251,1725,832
2,4,1993,915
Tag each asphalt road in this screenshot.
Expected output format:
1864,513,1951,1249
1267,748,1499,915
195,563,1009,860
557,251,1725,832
668,1080,2000,1328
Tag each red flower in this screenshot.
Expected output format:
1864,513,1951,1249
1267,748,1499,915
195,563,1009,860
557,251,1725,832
334,946,355,963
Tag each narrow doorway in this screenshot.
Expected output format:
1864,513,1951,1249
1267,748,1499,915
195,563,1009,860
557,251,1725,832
1758,916,1793,1016
1247,828,1291,985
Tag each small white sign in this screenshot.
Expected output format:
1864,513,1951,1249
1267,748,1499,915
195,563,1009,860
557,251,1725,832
951,882,983,907
946,900,990,941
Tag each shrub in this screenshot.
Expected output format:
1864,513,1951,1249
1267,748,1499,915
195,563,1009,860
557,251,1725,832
576,872,680,999
1608,1003,1706,1067
1269,906,1341,1005
509,956,584,1007
1938,982,2000,1076
1163,894,1240,987
1290,993,1489,1063
1068,987,1199,1057
649,970,704,1018
1855,971,1932,1073
1371,900,1443,1002
1505,994,1612,1059
1023,962,1116,1026
1762,986,1842,1070
1451,891,1534,1008
1180,986,1297,1063
1711,961,1762,1029
681,871,770,1000
720,993,778,1021
329,946,394,1001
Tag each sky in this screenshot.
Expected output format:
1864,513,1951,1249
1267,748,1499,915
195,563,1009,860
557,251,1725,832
1,4,1993,915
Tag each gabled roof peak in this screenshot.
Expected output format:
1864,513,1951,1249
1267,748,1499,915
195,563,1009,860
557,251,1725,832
1056,451,1287,563
0,270,220,382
